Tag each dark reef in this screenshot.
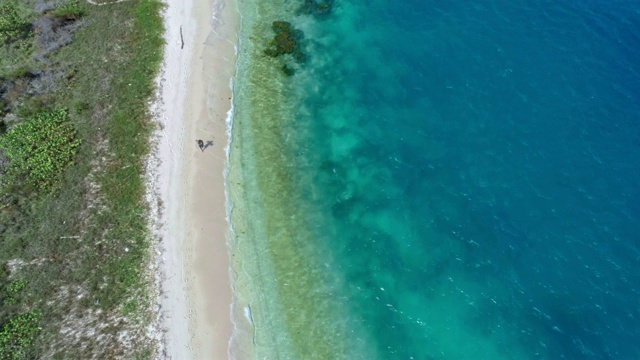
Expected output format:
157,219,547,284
298,0,334,18
281,64,296,77
264,21,305,75
264,21,304,60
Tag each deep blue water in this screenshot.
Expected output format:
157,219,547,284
269,0,640,358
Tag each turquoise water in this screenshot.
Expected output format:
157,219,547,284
229,0,640,358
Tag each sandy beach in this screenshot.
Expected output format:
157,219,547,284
149,0,238,358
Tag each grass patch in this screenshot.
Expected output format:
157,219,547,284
0,0,165,358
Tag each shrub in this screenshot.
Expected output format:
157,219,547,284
6,280,26,296
52,1,85,20
0,310,40,360
0,109,81,191
0,4,30,43
3,280,26,306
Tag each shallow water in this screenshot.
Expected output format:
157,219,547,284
229,0,640,358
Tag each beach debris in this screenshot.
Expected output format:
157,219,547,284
180,25,184,49
85,0,134,5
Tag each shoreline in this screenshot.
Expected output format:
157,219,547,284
149,0,239,358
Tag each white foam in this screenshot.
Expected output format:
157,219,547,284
223,75,235,226
224,39,249,359
243,304,254,325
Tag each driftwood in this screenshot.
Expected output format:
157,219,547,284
180,25,184,49
86,0,133,5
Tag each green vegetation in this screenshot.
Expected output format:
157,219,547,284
3,280,26,306
0,311,40,360
0,0,164,358
5,281,26,296
52,1,86,20
0,110,80,191
0,3,30,43
0,3,34,76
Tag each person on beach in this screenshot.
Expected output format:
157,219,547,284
196,139,205,152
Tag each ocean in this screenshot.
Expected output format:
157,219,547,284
227,0,640,358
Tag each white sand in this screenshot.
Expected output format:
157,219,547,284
149,0,238,358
